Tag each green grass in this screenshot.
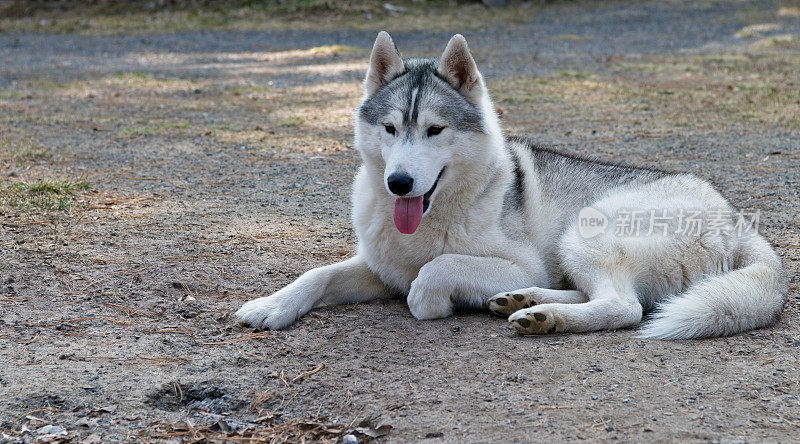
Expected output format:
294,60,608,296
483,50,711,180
278,116,306,127
113,72,152,80
551,34,593,41
0,91,22,99
555,70,592,79
0,179,91,211
22,179,90,195
229,84,273,97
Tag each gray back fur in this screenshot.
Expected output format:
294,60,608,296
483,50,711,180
505,136,669,214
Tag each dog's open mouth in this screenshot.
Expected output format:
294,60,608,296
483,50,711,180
422,168,444,213
393,168,445,235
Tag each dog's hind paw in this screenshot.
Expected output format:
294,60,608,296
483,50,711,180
508,308,564,335
486,292,535,317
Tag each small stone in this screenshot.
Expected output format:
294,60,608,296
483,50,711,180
82,433,102,444
341,434,359,444
75,417,98,428
98,405,117,413
34,424,68,441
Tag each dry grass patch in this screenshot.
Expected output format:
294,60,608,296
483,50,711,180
305,45,364,57
735,23,782,38
0,0,553,35
551,34,594,42
493,49,800,135
491,75,642,133
115,120,193,139
0,139,50,167
0,127,54,176
750,34,800,50
107,72,198,87
212,81,361,155
278,116,306,128
628,52,800,128
778,6,800,17
2,66,363,157
1,73,202,110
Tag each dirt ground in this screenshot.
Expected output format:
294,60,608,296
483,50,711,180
1,1,799,442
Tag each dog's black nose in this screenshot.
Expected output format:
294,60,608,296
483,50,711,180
387,173,414,196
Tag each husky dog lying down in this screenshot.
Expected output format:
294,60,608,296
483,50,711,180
236,32,786,339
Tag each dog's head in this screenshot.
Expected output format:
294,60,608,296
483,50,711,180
355,32,501,234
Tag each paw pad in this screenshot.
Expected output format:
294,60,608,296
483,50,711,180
487,292,535,317
510,310,562,335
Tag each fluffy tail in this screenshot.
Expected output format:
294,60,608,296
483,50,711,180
639,234,787,339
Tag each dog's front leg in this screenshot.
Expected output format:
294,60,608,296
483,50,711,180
236,255,387,330
407,254,544,320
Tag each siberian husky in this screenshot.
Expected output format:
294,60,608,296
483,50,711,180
236,32,786,339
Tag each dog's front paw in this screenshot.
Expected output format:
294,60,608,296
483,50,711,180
407,280,453,321
235,295,299,330
487,292,535,317
508,307,565,335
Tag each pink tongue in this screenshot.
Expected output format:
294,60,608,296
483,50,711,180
393,196,424,234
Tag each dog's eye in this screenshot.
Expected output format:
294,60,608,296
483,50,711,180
427,125,445,137
384,124,396,135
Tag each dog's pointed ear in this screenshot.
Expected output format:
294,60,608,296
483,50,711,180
364,31,404,97
437,34,483,103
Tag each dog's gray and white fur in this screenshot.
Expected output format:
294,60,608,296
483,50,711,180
236,32,786,339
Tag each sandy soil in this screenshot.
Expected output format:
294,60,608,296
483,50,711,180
1,1,799,442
